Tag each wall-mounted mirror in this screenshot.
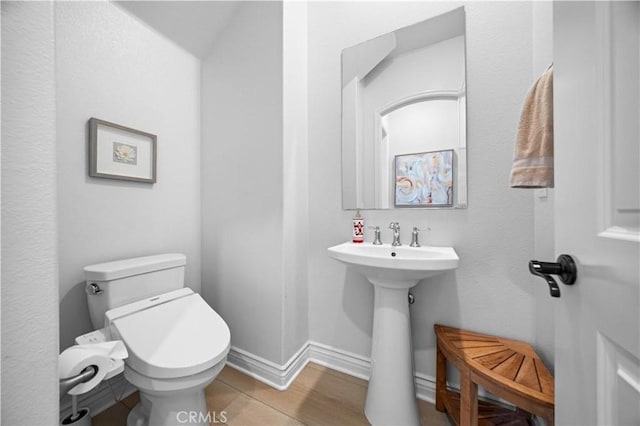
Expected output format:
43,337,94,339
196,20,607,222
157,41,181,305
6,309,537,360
341,7,467,210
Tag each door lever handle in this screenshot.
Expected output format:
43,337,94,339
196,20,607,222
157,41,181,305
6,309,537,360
529,254,577,298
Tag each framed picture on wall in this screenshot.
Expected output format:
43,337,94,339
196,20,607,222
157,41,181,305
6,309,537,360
394,149,454,207
88,117,157,183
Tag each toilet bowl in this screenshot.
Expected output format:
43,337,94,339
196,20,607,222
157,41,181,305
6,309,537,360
84,254,230,426
125,362,225,426
107,288,230,426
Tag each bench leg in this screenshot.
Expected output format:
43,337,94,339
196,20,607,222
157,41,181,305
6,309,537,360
460,369,478,426
436,345,446,412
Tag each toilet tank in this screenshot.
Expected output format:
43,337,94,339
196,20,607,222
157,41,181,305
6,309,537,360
84,253,186,329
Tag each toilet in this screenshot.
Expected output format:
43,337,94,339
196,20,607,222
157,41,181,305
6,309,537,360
84,253,230,426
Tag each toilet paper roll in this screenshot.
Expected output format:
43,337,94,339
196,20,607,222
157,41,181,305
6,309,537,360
59,341,128,395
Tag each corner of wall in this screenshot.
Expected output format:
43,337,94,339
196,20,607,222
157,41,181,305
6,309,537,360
282,0,310,362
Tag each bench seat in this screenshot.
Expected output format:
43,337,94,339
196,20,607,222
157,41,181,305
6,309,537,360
435,324,554,426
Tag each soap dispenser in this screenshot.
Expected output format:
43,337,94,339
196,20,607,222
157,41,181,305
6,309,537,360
352,209,364,243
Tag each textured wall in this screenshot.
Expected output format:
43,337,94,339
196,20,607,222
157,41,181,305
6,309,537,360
1,2,60,424
307,1,539,379
55,1,202,350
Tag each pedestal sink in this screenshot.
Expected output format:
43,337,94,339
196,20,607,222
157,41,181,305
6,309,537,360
327,242,459,426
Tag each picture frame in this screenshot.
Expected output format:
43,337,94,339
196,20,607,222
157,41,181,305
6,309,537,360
394,149,454,207
88,117,157,183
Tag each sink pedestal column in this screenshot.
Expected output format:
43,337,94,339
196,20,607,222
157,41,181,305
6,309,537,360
365,282,419,426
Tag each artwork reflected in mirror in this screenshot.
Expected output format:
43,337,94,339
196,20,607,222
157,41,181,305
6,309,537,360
341,7,467,210
395,149,454,207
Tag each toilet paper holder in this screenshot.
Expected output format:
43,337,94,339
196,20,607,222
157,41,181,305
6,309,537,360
60,365,98,396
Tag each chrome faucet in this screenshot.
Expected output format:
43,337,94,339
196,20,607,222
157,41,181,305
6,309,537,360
389,222,401,246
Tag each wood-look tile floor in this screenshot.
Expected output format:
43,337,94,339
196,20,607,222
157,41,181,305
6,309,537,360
92,362,451,426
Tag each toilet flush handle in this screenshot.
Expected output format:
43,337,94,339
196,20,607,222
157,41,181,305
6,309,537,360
86,283,104,295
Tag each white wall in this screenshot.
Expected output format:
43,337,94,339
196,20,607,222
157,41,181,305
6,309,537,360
201,1,286,364
202,0,309,366
55,1,202,350
308,1,540,380
387,100,459,155
1,2,60,424
282,0,310,360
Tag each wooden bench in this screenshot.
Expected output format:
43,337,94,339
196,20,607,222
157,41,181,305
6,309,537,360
434,324,554,426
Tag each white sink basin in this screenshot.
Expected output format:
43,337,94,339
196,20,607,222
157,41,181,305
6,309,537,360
327,242,459,288
328,241,459,425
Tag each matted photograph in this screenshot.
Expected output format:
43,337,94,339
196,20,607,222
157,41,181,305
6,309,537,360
88,117,157,183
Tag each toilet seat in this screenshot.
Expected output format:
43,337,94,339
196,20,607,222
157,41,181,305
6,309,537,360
109,289,230,380
125,359,225,394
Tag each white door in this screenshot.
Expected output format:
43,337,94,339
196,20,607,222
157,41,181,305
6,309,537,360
554,2,640,425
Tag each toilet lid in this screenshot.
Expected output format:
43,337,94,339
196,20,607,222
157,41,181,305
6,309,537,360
111,292,230,379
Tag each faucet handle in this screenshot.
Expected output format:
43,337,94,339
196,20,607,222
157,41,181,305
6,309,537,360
368,226,382,245
389,221,400,230
410,226,430,247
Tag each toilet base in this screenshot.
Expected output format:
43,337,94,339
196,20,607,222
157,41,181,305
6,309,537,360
127,387,210,426
124,360,226,426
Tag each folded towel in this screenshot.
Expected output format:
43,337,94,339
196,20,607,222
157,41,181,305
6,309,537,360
510,67,554,188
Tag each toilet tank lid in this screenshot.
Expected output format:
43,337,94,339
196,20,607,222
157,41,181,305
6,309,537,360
84,253,186,281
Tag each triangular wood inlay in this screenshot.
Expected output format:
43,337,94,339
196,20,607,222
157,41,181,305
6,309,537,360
514,356,541,392
492,352,525,381
462,346,512,359
535,359,554,396
474,349,515,369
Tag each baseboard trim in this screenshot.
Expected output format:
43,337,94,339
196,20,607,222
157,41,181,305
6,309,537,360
306,341,371,382
226,343,518,416
64,340,456,420
226,342,311,390
226,341,438,404
415,372,438,403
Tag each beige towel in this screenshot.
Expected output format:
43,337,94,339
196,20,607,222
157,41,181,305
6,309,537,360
510,67,554,188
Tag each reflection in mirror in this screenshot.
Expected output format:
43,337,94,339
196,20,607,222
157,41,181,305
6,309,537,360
341,7,467,209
